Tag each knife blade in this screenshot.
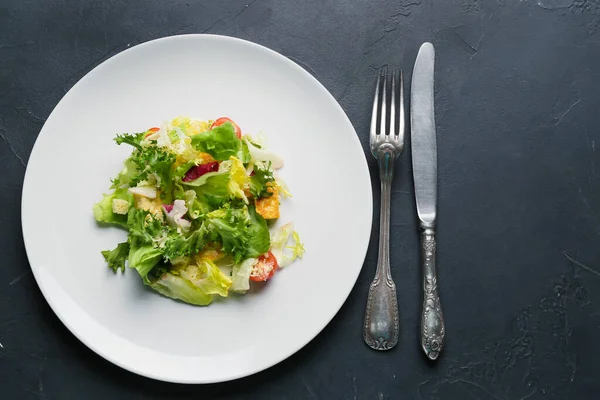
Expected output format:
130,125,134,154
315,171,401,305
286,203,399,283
411,42,445,360
411,42,437,227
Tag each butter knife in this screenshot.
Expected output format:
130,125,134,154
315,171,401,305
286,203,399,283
410,42,445,360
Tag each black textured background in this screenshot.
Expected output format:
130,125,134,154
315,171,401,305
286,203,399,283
2,1,600,399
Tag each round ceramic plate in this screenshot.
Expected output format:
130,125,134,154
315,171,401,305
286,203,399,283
21,34,372,384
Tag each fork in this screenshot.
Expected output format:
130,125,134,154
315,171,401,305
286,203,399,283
363,68,405,351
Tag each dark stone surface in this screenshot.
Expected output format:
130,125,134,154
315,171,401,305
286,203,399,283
2,0,600,398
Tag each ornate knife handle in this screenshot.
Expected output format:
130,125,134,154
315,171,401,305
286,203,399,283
419,226,445,360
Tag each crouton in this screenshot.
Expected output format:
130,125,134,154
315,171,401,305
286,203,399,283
255,186,280,220
111,198,130,215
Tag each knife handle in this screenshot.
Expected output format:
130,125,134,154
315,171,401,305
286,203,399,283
419,226,445,360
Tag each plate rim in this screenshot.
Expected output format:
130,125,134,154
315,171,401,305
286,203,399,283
21,33,373,384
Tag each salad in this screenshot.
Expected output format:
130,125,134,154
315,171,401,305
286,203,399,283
93,116,304,306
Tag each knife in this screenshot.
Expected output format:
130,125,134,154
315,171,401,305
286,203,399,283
411,42,445,360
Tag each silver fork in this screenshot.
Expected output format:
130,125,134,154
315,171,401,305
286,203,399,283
363,68,405,351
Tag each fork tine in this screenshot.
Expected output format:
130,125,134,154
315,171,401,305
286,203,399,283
380,68,387,136
398,70,405,141
370,70,381,139
389,70,396,137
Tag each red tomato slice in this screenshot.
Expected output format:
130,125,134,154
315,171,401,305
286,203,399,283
211,117,242,139
249,251,278,282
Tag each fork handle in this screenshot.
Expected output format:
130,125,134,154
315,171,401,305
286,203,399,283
363,146,399,350
419,226,445,360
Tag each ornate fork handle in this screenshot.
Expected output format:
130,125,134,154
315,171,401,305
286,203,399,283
420,226,445,360
363,146,399,350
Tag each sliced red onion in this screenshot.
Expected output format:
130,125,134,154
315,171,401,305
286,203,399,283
182,162,219,182
164,200,191,231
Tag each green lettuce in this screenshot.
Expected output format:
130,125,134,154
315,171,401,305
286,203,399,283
126,208,164,245
128,244,163,278
270,223,305,267
182,190,206,219
114,132,145,150
249,163,275,198
238,139,251,163
114,135,176,201
163,228,205,261
178,259,232,297
191,122,241,161
204,207,248,262
148,272,213,306
245,206,271,258
101,242,130,272
147,259,232,306
93,187,131,228
231,258,257,293
110,158,139,189
204,206,270,262
227,157,250,203
173,161,196,180
183,171,231,209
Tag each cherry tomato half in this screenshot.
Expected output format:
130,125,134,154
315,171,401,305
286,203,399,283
249,251,278,282
211,117,242,139
144,127,160,138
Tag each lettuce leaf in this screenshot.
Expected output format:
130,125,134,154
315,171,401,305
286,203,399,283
101,242,130,272
183,171,231,209
163,228,205,261
93,187,131,228
203,205,270,262
238,139,251,163
227,156,249,203
114,132,145,150
147,272,213,306
270,222,305,267
146,259,232,306
128,244,163,278
182,189,206,219
110,158,139,189
114,136,176,201
204,207,249,262
178,259,232,297
131,146,176,201
190,122,241,161
245,206,270,258
126,208,164,245
173,161,196,181
249,163,275,198
231,258,257,293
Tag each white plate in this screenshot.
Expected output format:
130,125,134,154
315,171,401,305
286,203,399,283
21,34,372,384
